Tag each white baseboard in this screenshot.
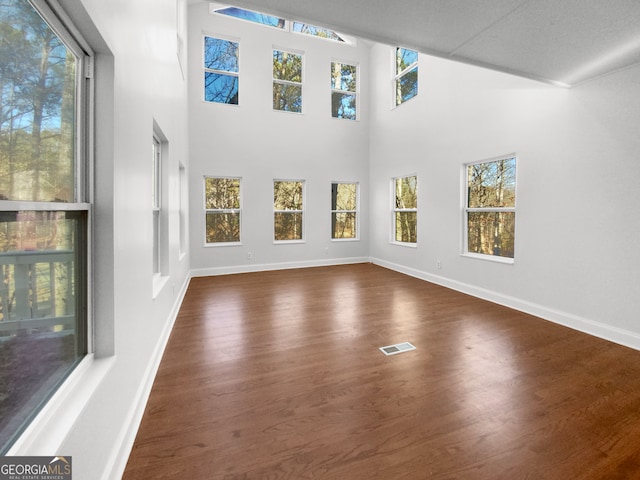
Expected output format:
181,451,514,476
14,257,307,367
370,257,640,352
103,274,191,480
104,255,640,479
190,256,370,278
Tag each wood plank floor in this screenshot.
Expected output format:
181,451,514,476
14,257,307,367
123,263,640,479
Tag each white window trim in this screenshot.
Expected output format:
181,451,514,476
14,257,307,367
0,0,95,455
202,33,240,105
152,125,170,298
391,174,418,247
273,179,306,244
331,181,360,241
393,47,418,108
203,175,243,247
461,154,517,264
273,47,304,114
331,60,359,121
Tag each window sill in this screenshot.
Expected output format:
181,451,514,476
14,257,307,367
390,241,417,248
152,274,169,299
274,239,306,245
331,237,360,242
7,354,115,455
461,252,514,265
204,241,243,248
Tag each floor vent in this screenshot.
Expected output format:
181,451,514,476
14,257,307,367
379,342,416,356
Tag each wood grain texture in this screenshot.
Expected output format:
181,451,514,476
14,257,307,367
123,264,640,479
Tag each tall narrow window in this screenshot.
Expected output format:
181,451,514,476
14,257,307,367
331,62,357,120
393,175,418,244
274,180,304,241
0,0,90,453
204,177,241,244
464,156,517,260
331,183,358,239
273,49,303,113
395,47,418,106
152,136,162,276
204,36,239,105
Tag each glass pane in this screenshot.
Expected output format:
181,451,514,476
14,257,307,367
215,7,285,29
332,183,357,211
205,178,240,209
293,22,344,42
332,212,357,239
395,211,417,243
0,210,86,453
467,211,515,258
468,157,517,208
204,73,238,105
274,181,303,210
273,50,302,82
0,0,77,202
331,92,357,120
274,212,303,241
206,212,240,243
396,47,418,74
396,66,418,105
395,176,417,209
273,83,302,112
331,62,356,91
204,37,238,72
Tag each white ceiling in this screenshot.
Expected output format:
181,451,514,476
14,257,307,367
196,0,640,87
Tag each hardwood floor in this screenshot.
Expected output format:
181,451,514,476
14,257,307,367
123,264,640,479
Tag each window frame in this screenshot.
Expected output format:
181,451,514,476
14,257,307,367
152,135,162,278
331,182,359,241
331,60,358,121
203,34,240,105
203,176,242,247
272,48,304,114
0,0,93,454
273,179,305,243
391,174,418,246
394,47,418,107
462,154,517,264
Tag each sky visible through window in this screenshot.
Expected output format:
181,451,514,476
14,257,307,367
214,6,345,42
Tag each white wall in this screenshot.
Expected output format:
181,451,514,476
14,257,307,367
187,3,371,274
8,0,191,478
369,44,640,347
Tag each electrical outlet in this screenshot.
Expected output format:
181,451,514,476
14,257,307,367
436,260,442,270
247,252,252,260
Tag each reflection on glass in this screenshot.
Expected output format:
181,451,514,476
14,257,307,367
0,0,77,203
0,210,86,452
467,211,515,258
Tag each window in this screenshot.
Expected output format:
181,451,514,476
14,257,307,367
213,6,285,29
395,47,418,106
393,175,418,244
0,0,90,453
273,49,303,113
274,180,304,241
293,22,344,42
331,183,358,239
152,136,162,276
204,36,239,105
331,62,357,120
204,177,241,244
464,156,517,260
211,6,347,43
